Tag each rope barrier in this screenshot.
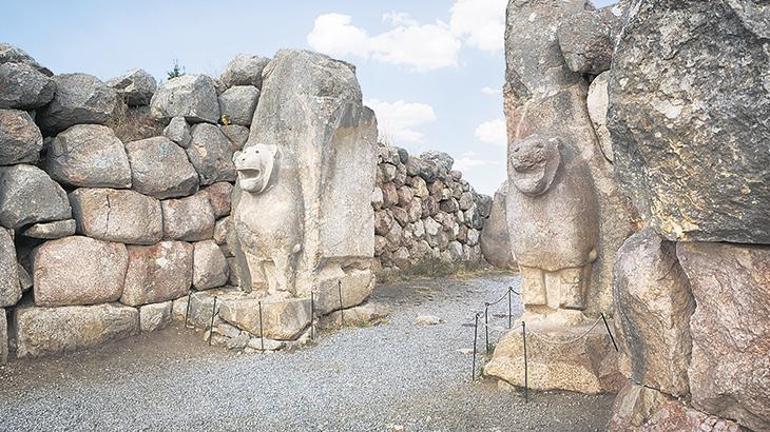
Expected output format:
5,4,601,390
525,315,603,345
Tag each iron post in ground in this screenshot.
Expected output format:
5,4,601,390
337,280,344,327
310,291,315,340
600,313,619,352
484,303,490,353
259,301,265,352
208,296,218,346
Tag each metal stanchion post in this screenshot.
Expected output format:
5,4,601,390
337,280,344,327
258,301,265,352
310,292,315,340
600,313,619,352
484,303,490,353
508,287,513,330
472,312,480,382
208,296,217,346
185,292,193,329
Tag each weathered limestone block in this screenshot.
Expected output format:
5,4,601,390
609,0,770,243
139,301,172,333
187,123,236,186
485,320,623,394
504,0,635,319
218,85,259,126
608,382,741,432
480,182,516,270
69,188,163,245
220,54,270,89
0,229,21,307
0,164,71,229
507,135,599,324
0,62,55,109
121,241,193,307
201,181,233,218
13,302,139,358
218,296,311,340
193,240,229,290
232,50,377,298
163,116,191,148
161,193,215,241
37,73,117,134
106,68,157,107
46,124,132,188
220,124,249,150
313,270,376,315
677,243,770,432
22,219,76,240
125,136,199,199
613,229,694,397
587,71,613,162
0,42,53,76
557,10,616,75
0,109,43,165
32,236,128,307
150,74,219,124
171,288,237,328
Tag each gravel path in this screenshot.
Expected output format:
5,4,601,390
0,273,614,432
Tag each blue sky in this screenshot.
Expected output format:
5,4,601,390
1,0,614,194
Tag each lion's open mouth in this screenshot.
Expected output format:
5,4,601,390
237,168,261,179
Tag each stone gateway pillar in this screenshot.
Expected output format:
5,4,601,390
231,49,378,309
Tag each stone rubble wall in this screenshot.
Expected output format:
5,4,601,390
372,144,492,276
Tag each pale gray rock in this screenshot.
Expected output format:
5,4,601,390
220,54,270,89
161,193,215,241
0,109,42,165
557,10,616,75
125,136,199,199
69,188,163,245
187,123,236,185
613,229,694,397
0,62,55,109
107,68,157,106
0,164,71,229
0,228,20,307
218,296,311,340
13,301,139,358
0,42,53,76
32,236,128,307
23,219,76,239
218,85,259,126
150,74,219,124
220,124,249,150
213,216,231,246
162,116,191,148
609,0,770,243
586,71,613,162
415,315,442,326
46,124,132,188
139,301,172,332
37,73,117,134
480,185,515,271
677,242,770,432
313,271,376,315
121,241,193,307
420,151,453,172
193,240,229,290
201,181,233,218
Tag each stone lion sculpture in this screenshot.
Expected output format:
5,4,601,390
506,134,599,322
232,144,303,296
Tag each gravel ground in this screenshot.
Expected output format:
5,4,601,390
0,273,614,432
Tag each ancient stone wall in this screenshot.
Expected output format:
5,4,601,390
372,144,492,276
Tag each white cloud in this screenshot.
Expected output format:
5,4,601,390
366,99,437,144
307,13,460,71
454,151,500,172
475,118,507,146
481,86,501,95
449,0,507,52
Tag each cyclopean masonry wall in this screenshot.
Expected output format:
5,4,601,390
373,144,492,276
484,0,635,395
0,44,493,363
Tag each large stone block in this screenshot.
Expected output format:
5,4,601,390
0,164,72,229
479,181,516,270
139,301,172,332
0,62,55,109
121,241,193,307
69,188,162,245
106,68,157,107
125,136,199,199
23,219,76,240
161,193,215,241
0,229,20,307
0,109,42,165
218,296,311,340
32,236,128,307
313,270,376,315
150,74,219,124
677,242,770,432
608,382,741,432
13,301,139,358
218,85,259,126
613,229,694,396
37,73,117,134
46,124,132,188
193,240,229,290
187,123,236,186
219,54,270,89
485,320,623,394
608,0,770,243
556,10,616,75
0,42,53,76
202,182,233,218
